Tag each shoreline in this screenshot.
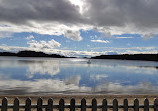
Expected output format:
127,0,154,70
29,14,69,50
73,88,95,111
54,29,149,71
1,54,158,62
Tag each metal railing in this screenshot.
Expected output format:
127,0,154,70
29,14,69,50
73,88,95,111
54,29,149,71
0,97,158,111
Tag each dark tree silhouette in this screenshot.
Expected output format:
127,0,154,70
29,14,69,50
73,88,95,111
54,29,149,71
92,54,158,61
0,50,67,58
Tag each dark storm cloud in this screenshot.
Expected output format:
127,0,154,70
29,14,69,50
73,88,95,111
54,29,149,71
1,0,158,34
84,0,126,26
0,0,83,24
85,0,158,28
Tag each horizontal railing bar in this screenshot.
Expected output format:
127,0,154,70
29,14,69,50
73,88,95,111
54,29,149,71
0,104,155,109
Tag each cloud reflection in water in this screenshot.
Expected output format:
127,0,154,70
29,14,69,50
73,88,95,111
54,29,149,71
0,57,158,95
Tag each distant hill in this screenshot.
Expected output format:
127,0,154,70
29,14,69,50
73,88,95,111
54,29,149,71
18,50,67,58
0,50,67,58
0,52,16,56
91,54,158,61
1,51,158,61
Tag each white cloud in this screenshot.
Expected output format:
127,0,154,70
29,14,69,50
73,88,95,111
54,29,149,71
142,33,156,39
64,30,82,41
0,31,12,38
27,39,61,49
26,35,34,40
100,32,113,38
91,40,110,43
0,0,158,40
0,22,89,41
116,37,134,39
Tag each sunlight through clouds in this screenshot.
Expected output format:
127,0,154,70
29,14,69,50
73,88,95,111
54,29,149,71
0,0,158,55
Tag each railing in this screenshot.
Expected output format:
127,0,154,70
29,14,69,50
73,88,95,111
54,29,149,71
0,97,158,111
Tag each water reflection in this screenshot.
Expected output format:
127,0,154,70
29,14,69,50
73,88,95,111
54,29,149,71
93,81,158,94
0,75,90,95
0,75,157,95
90,74,108,80
0,57,158,95
24,60,60,78
0,58,60,78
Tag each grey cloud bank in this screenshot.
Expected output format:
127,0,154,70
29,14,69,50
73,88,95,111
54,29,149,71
0,0,83,24
1,0,158,27
0,0,158,39
85,0,158,27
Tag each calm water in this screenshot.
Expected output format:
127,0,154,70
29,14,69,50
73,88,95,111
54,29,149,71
0,56,158,95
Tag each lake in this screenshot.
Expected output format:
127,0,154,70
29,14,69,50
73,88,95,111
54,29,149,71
0,56,158,95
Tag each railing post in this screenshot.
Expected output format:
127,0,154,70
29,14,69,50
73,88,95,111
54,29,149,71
1,97,158,111
102,99,107,111
154,98,158,111
144,98,149,111
13,98,19,111
37,98,43,111
25,98,31,111
113,98,118,111
2,97,8,111
81,98,86,111
59,99,65,111
70,98,75,111
92,98,97,111
134,98,139,111
123,99,128,111
46,98,53,111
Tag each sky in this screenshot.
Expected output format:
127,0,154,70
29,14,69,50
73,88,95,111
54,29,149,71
0,0,158,57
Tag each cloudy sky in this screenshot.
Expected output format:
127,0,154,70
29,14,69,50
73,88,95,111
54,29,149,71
0,0,158,57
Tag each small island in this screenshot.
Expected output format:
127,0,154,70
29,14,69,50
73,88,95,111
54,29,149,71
91,54,158,61
0,50,68,58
